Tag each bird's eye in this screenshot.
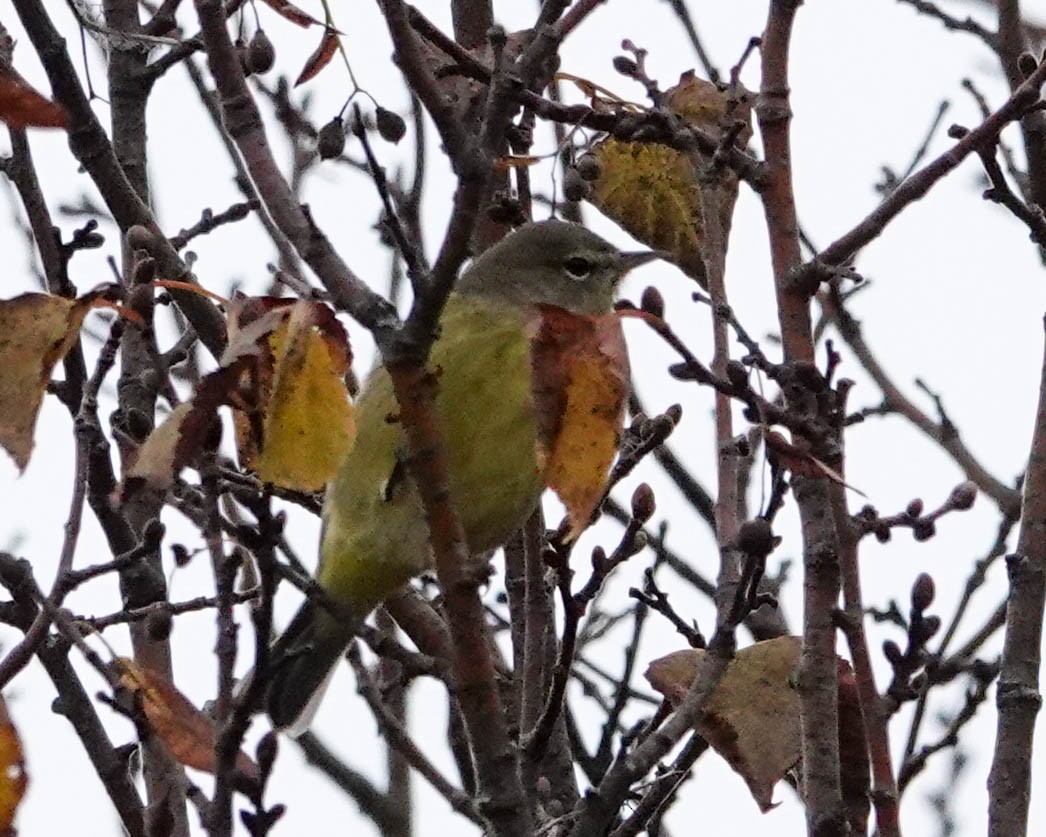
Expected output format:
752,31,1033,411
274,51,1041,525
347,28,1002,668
563,256,592,279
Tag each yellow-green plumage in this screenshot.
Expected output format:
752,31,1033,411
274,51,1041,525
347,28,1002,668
319,294,542,608
265,220,658,731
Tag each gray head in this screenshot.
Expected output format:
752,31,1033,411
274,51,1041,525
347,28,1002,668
456,220,659,315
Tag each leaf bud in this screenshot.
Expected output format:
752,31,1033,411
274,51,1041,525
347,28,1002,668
874,524,891,543
664,404,683,425
126,224,156,253
736,517,775,559
630,483,656,523
905,498,924,518
640,286,664,318
910,572,935,611
563,167,590,202
375,106,407,144
256,731,279,776
917,614,942,644
1018,51,1039,79
912,519,936,542
613,55,638,77
171,543,191,567
575,154,603,181
882,639,903,665
947,480,978,511
725,359,749,389
144,610,173,642
317,117,346,160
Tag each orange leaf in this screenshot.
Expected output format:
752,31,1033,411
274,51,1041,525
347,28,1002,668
0,291,107,470
0,698,27,834
0,73,67,129
529,305,629,539
259,0,322,27
116,658,258,782
646,636,802,812
295,27,340,87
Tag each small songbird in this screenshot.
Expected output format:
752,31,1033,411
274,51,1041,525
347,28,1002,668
265,220,658,731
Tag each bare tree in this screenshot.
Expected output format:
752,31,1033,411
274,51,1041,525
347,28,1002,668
0,1,1045,836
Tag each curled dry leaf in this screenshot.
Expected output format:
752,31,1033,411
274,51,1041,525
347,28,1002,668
587,71,753,288
764,430,866,497
0,698,27,834
645,636,802,812
0,291,109,470
295,27,340,87
529,305,629,539
0,71,67,129
115,658,259,783
259,0,322,28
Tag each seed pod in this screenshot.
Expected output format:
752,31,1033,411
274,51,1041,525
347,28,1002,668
247,30,276,74
563,167,590,202
375,107,407,143
575,154,603,182
317,117,346,160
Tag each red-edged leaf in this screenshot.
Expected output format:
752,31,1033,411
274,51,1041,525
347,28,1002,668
259,0,322,27
295,27,340,87
529,305,629,539
0,73,67,129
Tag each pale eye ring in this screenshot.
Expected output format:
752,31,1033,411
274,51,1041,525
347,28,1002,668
563,256,592,279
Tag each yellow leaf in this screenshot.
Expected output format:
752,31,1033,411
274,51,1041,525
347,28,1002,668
587,72,752,288
253,301,355,491
645,636,802,811
0,293,94,470
116,658,258,782
0,698,27,834
530,306,628,539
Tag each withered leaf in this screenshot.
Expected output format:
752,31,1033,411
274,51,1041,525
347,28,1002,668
0,292,105,470
116,658,258,782
0,698,27,834
295,27,340,87
646,636,802,812
259,0,322,28
0,73,67,129
530,305,629,539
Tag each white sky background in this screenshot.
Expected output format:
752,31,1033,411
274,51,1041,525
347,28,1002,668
1,0,1044,834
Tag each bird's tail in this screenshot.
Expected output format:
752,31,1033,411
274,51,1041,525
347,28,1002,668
265,599,356,734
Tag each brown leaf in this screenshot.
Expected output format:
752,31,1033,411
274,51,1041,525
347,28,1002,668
116,658,259,782
529,305,629,539
295,27,340,87
0,292,103,470
118,301,292,500
0,72,67,129
646,636,803,811
765,430,866,496
0,698,27,834
259,0,322,27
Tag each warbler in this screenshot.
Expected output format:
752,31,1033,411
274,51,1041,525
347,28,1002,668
265,220,658,730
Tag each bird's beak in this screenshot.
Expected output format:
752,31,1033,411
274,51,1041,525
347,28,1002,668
619,250,669,272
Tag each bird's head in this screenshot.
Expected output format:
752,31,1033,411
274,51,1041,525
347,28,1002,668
457,220,661,315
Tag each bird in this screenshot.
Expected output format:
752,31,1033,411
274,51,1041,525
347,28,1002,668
264,219,659,731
